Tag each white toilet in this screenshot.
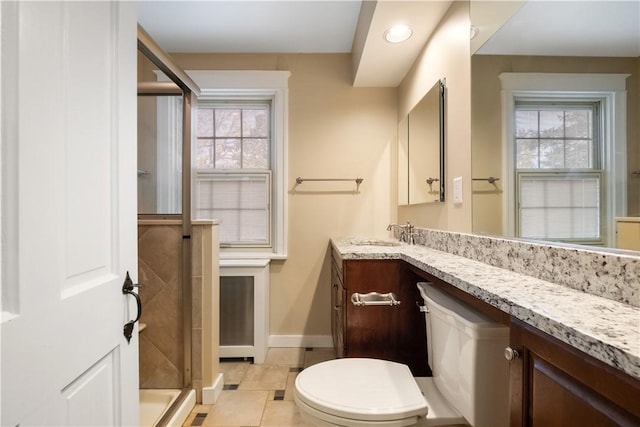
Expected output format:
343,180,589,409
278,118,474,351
294,282,510,427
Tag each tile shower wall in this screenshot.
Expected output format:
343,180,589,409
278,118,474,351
406,228,640,307
138,220,218,403
138,224,184,388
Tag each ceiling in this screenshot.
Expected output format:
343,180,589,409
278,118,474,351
137,1,640,88
474,0,640,57
137,0,452,87
137,1,362,54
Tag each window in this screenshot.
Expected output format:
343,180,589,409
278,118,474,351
499,72,629,247
194,103,272,246
514,101,603,243
196,104,270,170
187,70,290,258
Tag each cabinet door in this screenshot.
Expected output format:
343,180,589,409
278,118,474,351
344,260,428,375
509,319,640,427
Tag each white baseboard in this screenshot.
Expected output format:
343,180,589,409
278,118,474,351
268,335,333,348
202,373,224,405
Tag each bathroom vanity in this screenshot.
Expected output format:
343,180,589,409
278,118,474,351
331,249,429,375
331,237,640,426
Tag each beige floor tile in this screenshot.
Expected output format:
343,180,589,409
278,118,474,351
182,412,196,427
220,361,250,384
238,364,289,390
283,372,298,401
193,404,213,413
260,400,313,427
265,348,305,367
303,348,336,368
202,390,268,426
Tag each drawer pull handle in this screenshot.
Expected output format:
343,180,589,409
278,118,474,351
351,292,401,306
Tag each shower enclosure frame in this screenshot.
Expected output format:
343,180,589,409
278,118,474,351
137,24,200,425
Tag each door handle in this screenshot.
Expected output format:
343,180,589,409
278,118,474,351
122,271,142,343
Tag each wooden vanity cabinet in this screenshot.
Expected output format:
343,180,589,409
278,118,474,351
331,252,429,376
331,253,640,425
330,253,345,358
509,319,640,427
407,265,640,426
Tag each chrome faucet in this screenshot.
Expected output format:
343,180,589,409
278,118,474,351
387,221,417,244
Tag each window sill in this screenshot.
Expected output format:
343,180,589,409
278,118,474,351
219,251,287,261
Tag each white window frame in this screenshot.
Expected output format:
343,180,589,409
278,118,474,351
500,73,629,247
187,70,290,259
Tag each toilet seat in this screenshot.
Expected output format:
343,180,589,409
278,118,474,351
294,358,428,426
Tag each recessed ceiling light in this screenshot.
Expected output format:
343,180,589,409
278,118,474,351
384,24,413,43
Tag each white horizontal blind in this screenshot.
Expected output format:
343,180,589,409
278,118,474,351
195,172,271,245
518,173,601,241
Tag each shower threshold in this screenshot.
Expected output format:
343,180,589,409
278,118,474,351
139,388,195,427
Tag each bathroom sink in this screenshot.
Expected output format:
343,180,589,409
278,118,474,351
343,238,402,247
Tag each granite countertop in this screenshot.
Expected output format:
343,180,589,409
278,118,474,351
331,237,640,381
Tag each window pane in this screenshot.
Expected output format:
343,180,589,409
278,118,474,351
544,179,571,207
518,174,600,241
243,138,269,169
571,208,600,239
539,139,564,168
565,140,591,168
546,208,572,238
197,109,214,137
196,140,214,169
565,110,592,138
215,109,241,137
194,173,270,245
215,139,241,168
515,110,538,137
520,208,545,238
243,109,269,137
539,110,564,138
516,139,539,168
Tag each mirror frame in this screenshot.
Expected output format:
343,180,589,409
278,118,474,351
437,79,445,202
401,78,446,204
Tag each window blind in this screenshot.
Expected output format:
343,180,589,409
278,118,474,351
518,173,601,241
195,172,271,245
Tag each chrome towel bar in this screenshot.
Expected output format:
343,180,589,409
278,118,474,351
472,176,500,184
351,292,401,306
296,177,364,185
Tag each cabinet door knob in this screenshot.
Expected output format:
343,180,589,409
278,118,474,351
504,347,520,361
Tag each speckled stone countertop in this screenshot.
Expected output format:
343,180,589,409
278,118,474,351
331,237,640,381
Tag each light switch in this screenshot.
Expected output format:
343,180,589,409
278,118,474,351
453,177,463,204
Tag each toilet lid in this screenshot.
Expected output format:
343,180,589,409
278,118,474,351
295,358,428,422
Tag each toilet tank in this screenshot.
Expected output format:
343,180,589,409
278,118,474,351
417,282,509,427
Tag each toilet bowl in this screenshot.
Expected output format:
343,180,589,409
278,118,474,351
294,283,510,427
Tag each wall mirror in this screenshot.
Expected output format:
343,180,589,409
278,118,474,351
399,79,445,205
470,0,639,253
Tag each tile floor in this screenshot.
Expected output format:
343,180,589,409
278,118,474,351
183,348,336,427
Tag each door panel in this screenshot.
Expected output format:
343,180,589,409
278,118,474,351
62,351,118,427
1,2,138,425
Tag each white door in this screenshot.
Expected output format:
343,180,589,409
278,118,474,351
1,2,139,425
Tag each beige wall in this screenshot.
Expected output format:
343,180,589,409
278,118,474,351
471,55,640,236
172,53,398,337
397,1,473,232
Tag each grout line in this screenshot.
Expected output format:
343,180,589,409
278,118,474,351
190,413,207,426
